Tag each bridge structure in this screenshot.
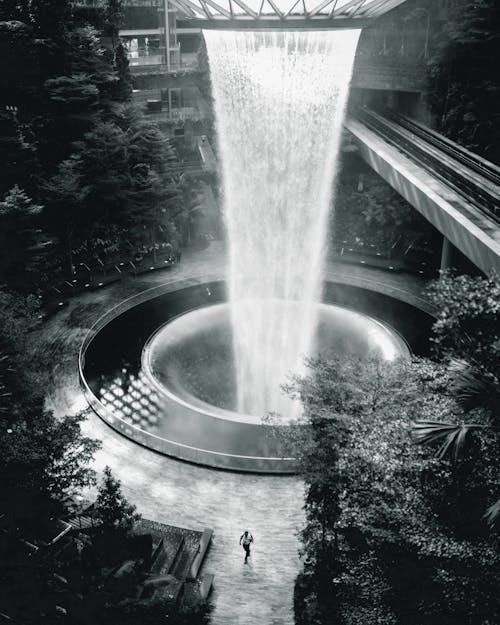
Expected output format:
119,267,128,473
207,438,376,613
165,0,409,29
346,108,500,275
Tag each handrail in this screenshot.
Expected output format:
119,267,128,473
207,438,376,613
78,273,434,472
354,107,500,223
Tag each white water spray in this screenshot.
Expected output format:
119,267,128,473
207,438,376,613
204,29,360,418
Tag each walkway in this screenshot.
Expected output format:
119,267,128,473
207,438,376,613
346,109,500,274
42,241,428,625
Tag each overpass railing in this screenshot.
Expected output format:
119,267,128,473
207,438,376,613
354,107,500,224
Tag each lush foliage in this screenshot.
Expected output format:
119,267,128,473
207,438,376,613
0,0,185,291
0,290,99,529
290,356,500,625
0,185,44,288
0,288,100,623
426,0,500,164
334,166,427,248
95,465,141,534
413,272,500,526
426,271,500,374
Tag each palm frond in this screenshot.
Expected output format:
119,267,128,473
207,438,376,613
484,497,500,526
449,358,499,413
411,420,484,460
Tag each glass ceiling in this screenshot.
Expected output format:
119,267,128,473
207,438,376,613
168,0,408,25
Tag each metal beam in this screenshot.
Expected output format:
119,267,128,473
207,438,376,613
231,0,259,17
199,0,214,18
266,0,284,17
201,0,232,17
327,0,339,18
309,0,336,18
285,0,304,16
170,0,410,27
331,0,365,18
188,15,372,28
363,0,408,17
163,0,171,71
169,0,201,17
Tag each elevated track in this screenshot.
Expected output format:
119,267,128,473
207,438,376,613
355,108,500,224
346,109,500,273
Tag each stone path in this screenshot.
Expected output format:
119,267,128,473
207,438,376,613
43,241,428,625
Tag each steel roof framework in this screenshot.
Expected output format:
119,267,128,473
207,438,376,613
167,0,408,29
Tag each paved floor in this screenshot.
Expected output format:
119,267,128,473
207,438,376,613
43,241,428,625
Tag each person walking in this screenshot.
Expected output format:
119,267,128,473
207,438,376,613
239,530,254,563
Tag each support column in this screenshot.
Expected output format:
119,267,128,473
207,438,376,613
386,91,396,110
163,0,171,72
440,236,454,272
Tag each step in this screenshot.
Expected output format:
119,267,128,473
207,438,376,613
170,546,191,579
199,572,214,600
168,536,187,577
189,528,213,580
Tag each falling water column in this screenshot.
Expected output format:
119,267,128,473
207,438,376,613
204,30,360,419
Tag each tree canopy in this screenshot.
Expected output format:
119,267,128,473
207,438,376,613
0,0,186,291
290,355,500,625
426,0,500,164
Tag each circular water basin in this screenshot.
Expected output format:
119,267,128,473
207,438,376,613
80,280,431,473
143,300,410,422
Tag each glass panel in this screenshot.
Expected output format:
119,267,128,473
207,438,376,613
210,0,232,13
177,0,394,18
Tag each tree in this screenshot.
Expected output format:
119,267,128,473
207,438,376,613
426,0,500,164
0,287,100,526
1,0,132,188
113,40,133,102
332,165,434,253
0,294,99,534
195,36,212,101
126,114,184,248
94,466,140,535
72,121,131,234
43,155,89,274
102,597,212,625
289,356,500,625
413,271,500,524
103,0,124,49
0,186,44,289
425,270,500,378
0,110,37,196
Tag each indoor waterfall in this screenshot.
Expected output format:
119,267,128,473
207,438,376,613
204,29,361,418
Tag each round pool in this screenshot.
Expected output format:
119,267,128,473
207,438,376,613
80,280,432,473
143,300,409,421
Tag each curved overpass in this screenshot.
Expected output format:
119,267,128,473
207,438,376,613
345,108,500,275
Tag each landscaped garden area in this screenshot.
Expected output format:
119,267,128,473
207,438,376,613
0,1,213,622
0,0,208,314
289,271,500,625
331,149,442,276
1,0,499,624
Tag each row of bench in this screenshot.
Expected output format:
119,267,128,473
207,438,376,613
42,250,179,315
335,236,440,277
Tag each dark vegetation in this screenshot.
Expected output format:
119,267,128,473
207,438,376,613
332,150,440,273
0,1,209,623
0,0,189,296
291,271,500,625
0,290,212,622
0,0,498,623
425,0,500,165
